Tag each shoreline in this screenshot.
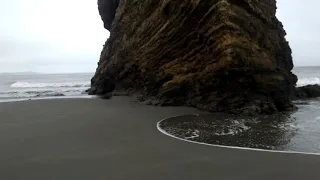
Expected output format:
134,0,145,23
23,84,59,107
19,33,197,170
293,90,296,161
5,95,317,154
0,94,97,103
1,97,320,179
157,114,320,155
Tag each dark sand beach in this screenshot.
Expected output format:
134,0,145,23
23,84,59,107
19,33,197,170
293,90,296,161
158,99,320,153
0,97,320,180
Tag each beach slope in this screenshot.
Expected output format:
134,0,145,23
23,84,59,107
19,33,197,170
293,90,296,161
0,98,319,179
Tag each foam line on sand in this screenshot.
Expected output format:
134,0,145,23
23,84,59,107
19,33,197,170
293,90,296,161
156,114,320,156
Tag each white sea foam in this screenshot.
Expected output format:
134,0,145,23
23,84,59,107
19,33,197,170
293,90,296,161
297,77,320,87
0,89,88,100
157,114,320,156
185,129,200,140
10,81,90,88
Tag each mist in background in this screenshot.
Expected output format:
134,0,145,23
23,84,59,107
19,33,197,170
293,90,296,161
0,0,318,73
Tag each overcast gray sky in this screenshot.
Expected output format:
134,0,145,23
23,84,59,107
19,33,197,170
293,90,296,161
0,0,318,73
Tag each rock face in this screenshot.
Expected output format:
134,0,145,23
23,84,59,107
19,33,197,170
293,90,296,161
98,0,119,30
296,85,320,98
90,0,297,115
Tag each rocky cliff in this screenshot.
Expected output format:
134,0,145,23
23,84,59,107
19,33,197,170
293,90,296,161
89,0,298,115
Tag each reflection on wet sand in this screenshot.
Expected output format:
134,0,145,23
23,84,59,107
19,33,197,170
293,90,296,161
159,114,298,150
159,100,320,153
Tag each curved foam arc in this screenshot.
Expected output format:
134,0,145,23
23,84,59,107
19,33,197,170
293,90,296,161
156,114,320,156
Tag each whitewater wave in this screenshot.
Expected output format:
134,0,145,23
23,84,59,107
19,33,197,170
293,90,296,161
0,89,89,101
297,77,320,87
10,81,90,88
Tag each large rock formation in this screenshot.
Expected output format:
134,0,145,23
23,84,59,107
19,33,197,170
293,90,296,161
89,0,297,115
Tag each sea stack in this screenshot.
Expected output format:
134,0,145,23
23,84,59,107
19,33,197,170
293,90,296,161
89,0,297,115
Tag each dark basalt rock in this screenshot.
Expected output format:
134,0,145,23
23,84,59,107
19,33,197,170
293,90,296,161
89,73,115,95
98,0,120,30
91,0,297,115
99,93,113,99
295,85,320,98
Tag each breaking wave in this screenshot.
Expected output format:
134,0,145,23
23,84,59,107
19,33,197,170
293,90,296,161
10,81,90,88
0,89,89,101
297,77,320,87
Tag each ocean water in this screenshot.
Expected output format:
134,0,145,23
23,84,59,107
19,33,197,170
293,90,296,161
0,66,319,102
159,103,320,153
0,72,93,102
293,66,320,87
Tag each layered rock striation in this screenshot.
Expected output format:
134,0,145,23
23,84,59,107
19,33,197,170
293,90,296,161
89,0,297,115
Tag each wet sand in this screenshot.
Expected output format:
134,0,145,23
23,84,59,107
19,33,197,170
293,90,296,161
159,99,320,153
0,97,320,179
